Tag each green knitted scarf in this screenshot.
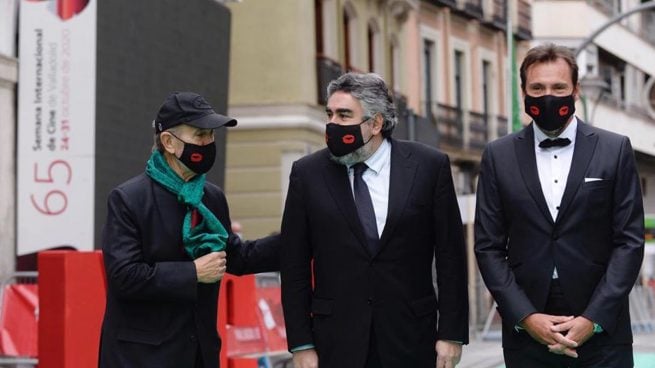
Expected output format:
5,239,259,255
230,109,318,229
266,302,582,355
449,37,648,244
145,150,227,259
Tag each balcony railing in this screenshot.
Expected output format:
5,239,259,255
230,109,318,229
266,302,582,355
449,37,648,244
490,0,506,30
590,0,619,16
427,0,458,8
642,11,655,46
464,0,484,18
516,0,532,40
469,111,488,150
436,103,464,148
496,115,508,137
316,55,344,105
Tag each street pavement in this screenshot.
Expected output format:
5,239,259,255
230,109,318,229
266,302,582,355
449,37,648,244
459,332,655,368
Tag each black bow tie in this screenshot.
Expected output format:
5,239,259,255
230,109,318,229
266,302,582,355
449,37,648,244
539,138,571,148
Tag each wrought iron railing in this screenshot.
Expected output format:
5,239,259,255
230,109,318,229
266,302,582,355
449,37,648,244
436,103,464,148
516,0,532,40
464,0,484,18
469,111,488,150
316,55,344,105
496,115,508,137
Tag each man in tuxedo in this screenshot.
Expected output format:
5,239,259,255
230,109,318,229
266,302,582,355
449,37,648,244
280,73,468,368
475,44,644,367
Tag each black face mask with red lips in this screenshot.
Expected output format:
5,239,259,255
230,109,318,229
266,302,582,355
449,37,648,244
524,94,576,132
325,119,372,157
169,132,217,174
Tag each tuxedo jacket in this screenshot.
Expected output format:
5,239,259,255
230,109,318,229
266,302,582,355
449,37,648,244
474,121,644,348
99,173,279,368
280,138,469,368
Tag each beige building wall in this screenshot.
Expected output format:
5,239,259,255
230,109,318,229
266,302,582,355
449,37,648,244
228,0,317,107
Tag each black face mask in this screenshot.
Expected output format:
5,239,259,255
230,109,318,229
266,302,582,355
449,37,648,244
325,118,372,157
524,94,576,132
169,133,217,174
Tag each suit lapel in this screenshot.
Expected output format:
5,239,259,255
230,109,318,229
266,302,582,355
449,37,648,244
322,157,371,255
514,125,554,225
556,121,598,223
378,140,417,254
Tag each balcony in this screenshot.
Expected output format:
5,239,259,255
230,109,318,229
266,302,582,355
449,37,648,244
642,10,655,46
481,0,506,31
516,0,532,40
427,0,458,8
436,103,464,149
464,0,484,19
469,111,488,150
496,115,508,137
590,0,620,17
316,55,344,105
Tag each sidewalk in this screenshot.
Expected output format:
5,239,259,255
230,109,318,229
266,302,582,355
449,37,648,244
458,333,655,368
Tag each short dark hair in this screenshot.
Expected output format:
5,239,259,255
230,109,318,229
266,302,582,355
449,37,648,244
520,43,578,93
327,73,397,138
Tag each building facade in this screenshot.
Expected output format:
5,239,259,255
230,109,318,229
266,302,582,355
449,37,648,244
0,0,18,281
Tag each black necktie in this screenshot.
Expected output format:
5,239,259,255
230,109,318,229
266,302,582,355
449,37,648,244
539,138,571,148
352,163,380,254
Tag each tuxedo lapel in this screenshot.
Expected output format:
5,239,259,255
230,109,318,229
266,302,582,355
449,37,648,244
322,158,371,255
556,121,598,223
514,125,554,225
378,140,417,254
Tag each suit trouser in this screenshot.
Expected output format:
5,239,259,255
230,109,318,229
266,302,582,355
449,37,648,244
503,279,633,368
365,325,382,368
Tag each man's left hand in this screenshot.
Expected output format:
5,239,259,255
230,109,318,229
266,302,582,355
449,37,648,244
436,340,462,368
548,316,594,356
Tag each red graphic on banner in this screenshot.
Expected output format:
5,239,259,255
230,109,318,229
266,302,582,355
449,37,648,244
26,0,90,21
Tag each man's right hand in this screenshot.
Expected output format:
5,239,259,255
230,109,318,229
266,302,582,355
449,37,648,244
194,251,227,283
521,313,578,357
292,348,318,368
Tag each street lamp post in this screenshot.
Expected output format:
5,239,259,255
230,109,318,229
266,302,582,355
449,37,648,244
579,74,610,124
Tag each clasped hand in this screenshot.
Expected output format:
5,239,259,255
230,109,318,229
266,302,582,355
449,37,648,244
521,313,594,358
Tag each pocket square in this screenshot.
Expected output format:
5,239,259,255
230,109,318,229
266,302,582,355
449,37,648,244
584,177,603,183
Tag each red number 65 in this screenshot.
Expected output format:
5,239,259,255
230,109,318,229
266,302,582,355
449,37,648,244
30,160,72,215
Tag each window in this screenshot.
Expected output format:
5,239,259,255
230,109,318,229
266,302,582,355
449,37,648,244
482,60,491,118
454,50,464,111
315,0,323,55
424,39,435,116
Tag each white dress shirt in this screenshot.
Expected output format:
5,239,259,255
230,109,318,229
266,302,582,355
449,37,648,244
348,138,391,237
533,117,578,278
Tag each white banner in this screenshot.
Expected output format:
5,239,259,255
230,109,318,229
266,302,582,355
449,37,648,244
17,0,96,255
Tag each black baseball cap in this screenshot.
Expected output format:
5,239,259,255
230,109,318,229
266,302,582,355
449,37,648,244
154,91,237,133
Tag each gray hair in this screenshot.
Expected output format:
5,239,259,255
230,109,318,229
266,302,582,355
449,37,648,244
327,73,397,138
152,125,180,153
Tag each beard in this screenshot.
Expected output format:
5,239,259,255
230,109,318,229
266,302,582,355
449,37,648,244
329,137,376,166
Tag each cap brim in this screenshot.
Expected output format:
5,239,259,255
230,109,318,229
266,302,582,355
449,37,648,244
188,112,237,129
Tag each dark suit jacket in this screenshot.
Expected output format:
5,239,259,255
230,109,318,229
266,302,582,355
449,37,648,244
475,121,644,348
280,139,468,368
99,173,279,368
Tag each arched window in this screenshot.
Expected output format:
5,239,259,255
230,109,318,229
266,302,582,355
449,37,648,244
343,2,358,71
367,19,381,73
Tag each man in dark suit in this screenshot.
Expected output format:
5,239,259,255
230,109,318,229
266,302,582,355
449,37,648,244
99,92,279,368
280,73,468,368
475,43,644,367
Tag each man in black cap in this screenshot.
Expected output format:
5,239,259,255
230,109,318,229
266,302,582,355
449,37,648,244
98,92,280,368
